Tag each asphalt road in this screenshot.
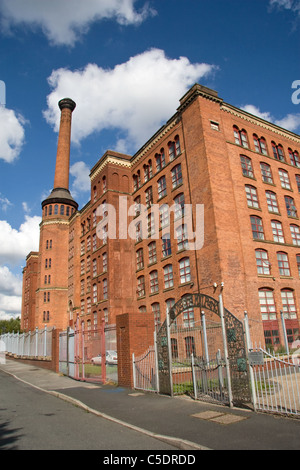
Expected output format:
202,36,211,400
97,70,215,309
0,370,178,451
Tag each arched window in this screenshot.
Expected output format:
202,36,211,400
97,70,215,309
290,224,300,246
260,162,273,184
171,163,182,188
171,338,178,359
288,149,300,167
255,249,270,275
240,155,254,178
266,191,279,213
163,264,173,289
245,185,259,209
272,142,285,161
233,126,249,148
136,248,144,270
148,241,156,264
151,302,161,326
278,168,291,189
253,134,268,155
281,289,297,319
155,149,165,172
277,252,290,276
250,216,264,240
137,276,145,298
149,270,159,294
271,220,284,243
258,288,276,320
179,257,191,284
174,193,185,219
162,234,171,258
285,196,297,218
185,336,196,358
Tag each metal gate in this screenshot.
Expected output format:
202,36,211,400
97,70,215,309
59,319,117,384
59,328,75,377
156,293,251,408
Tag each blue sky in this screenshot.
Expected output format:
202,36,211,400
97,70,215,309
0,0,299,320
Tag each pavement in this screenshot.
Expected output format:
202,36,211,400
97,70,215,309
0,358,300,451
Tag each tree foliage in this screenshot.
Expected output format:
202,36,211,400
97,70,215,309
0,317,21,334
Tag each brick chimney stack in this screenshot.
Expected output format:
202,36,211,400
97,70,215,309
53,98,76,190
42,98,78,213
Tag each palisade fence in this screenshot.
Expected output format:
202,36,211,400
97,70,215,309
0,326,53,359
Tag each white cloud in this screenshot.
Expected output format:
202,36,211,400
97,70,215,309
241,104,300,133
0,267,23,320
0,194,12,212
44,49,217,153
0,293,21,320
0,0,156,46
269,0,300,11
0,106,26,163
0,266,22,296
70,161,91,195
0,215,41,265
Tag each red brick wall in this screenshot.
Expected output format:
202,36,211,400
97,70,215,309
116,312,155,388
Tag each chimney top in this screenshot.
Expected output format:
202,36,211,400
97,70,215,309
58,98,76,112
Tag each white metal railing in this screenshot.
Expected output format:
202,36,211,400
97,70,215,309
248,345,300,416
244,313,300,417
0,327,53,359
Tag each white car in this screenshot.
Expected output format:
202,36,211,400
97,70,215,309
91,350,117,365
106,350,118,365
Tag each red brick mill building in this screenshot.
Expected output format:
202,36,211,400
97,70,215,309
22,83,300,356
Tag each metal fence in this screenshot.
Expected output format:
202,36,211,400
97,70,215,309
244,314,300,417
248,346,300,417
0,327,53,359
59,320,117,384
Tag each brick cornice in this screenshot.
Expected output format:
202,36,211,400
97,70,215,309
221,103,300,145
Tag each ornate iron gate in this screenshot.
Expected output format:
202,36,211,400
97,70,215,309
156,293,251,407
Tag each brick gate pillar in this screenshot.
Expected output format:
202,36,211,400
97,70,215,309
116,312,155,388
